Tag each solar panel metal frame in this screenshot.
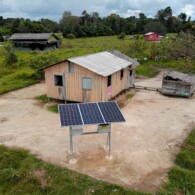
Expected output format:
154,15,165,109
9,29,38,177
58,101,125,127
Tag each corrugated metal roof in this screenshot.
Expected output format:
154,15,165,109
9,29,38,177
108,50,139,67
68,51,139,77
164,71,195,84
144,32,155,36
9,33,53,40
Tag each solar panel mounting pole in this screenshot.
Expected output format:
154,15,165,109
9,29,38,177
108,131,111,157
69,127,73,155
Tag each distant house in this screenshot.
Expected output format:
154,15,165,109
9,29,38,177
162,71,195,97
144,32,162,41
43,50,139,102
9,33,61,50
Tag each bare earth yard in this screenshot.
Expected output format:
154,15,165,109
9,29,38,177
0,72,195,193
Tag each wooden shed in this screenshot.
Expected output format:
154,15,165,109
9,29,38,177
144,32,161,41
162,71,195,97
43,50,139,102
9,33,61,50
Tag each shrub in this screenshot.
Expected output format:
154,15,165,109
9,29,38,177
66,33,76,39
117,32,126,40
4,45,17,66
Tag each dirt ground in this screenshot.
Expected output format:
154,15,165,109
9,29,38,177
0,72,195,193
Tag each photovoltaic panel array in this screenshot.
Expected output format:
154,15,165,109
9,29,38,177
59,101,125,127
98,102,126,123
59,104,83,126
79,103,105,125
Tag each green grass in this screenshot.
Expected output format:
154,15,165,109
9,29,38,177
0,145,148,195
1,35,195,95
158,129,195,195
48,105,58,113
136,64,160,78
35,94,49,104
126,93,134,100
0,67,41,95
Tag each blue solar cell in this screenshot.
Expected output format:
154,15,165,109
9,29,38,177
98,101,125,123
79,103,105,125
59,104,83,126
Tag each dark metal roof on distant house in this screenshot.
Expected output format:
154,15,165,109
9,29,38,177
9,33,59,41
164,71,195,84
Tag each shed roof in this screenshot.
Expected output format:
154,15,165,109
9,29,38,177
9,33,56,40
68,50,139,77
164,71,195,84
144,32,159,36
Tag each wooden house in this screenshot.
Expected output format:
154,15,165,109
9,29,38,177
43,50,139,102
9,33,61,50
162,71,195,97
144,32,161,41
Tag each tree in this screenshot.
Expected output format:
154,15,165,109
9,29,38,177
59,11,79,37
40,18,59,32
163,32,195,60
144,21,167,35
178,13,187,24
106,13,121,34
136,13,148,33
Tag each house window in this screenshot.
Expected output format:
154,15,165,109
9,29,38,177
120,69,124,80
68,61,74,73
54,75,63,86
130,70,133,76
82,77,92,90
107,75,112,86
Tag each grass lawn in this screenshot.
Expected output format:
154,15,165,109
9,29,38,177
0,145,148,195
158,129,195,195
1,35,195,95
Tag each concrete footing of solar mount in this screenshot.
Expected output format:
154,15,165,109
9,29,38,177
103,145,109,151
67,150,75,155
106,155,113,160
69,158,78,164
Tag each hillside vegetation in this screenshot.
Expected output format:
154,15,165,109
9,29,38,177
0,33,195,95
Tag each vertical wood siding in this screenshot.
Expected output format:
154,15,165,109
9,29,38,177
44,62,135,102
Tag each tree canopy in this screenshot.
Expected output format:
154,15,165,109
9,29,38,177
0,6,195,38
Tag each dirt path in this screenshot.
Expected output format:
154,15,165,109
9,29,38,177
0,72,195,193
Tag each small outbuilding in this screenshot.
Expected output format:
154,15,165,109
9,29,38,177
9,33,61,50
162,71,195,97
144,32,161,41
43,50,139,102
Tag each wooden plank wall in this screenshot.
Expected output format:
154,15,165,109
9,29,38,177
44,62,135,102
44,62,67,99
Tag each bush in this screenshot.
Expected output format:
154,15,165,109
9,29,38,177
117,32,126,40
66,33,76,39
4,45,17,66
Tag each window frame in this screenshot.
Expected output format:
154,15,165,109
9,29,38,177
54,75,63,87
82,77,92,91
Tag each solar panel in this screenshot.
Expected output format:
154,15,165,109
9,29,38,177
98,101,126,123
59,101,125,127
79,103,105,125
59,104,83,126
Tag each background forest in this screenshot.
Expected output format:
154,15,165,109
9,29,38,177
0,6,195,39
